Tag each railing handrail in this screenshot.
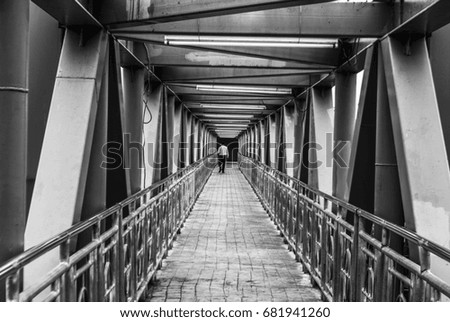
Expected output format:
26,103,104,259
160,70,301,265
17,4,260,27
0,154,216,279
238,153,450,266
239,153,450,301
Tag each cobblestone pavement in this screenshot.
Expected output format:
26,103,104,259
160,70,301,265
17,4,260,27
146,163,322,302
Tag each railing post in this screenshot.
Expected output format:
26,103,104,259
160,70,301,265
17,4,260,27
351,209,361,301
142,196,150,288
332,206,343,302
295,187,302,261
5,270,21,302
59,239,74,302
320,201,328,293
302,196,310,268
91,221,102,301
374,227,390,301
130,215,137,300
115,208,125,301
150,204,157,271
412,246,430,301
164,195,170,258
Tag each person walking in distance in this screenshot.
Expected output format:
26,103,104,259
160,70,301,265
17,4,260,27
218,143,229,173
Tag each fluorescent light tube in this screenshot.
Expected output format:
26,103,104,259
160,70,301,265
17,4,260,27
196,85,291,95
164,35,338,48
199,104,266,110
200,114,254,119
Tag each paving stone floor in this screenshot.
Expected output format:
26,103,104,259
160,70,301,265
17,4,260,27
146,163,322,302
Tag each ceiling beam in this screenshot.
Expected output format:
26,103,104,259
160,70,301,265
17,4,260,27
97,0,333,26
167,74,322,87
115,33,339,66
168,85,295,97
155,66,329,82
111,3,393,37
123,44,331,69
181,96,287,106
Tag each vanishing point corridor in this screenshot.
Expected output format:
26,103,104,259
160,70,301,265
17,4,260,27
146,164,321,302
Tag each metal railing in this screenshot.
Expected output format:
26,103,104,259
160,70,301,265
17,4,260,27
0,155,216,302
239,154,450,302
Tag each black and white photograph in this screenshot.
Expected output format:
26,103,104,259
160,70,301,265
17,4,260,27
1,0,449,320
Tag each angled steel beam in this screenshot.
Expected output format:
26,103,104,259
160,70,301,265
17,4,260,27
181,95,287,106
115,33,339,67
283,102,307,177
382,36,450,284
32,0,102,27
24,29,108,293
167,75,316,87
346,47,377,213
123,67,145,194
332,72,356,200
111,3,393,36
143,84,164,186
156,67,328,82
132,45,325,69
373,47,404,284
98,0,332,26
309,87,334,195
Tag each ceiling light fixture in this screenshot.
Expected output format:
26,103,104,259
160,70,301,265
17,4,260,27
196,85,291,95
200,114,254,119
208,124,248,128
199,104,266,110
164,35,338,48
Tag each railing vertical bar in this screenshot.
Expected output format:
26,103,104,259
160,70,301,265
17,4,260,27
374,228,389,301
320,207,328,295
115,208,125,302
130,214,137,301
91,221,101,302
351,210,361,301
59,239,73,302
6,270,21,302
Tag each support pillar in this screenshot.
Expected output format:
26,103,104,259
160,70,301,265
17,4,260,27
123,67,145,194
309,87,334,195
0,0,29,299
142,84,163,186
430,24,450,164
25,29,108,291
374,51,404,253
382,36,450,283
172,102,182,172
346,47,377,213
333,72,357,199
269,113,278,168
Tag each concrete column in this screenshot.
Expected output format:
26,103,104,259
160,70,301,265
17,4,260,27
143,84,163,186
122,67,144,194
259,120,266,164
309,87,334,195
269,114,278,168
346,46,377,214
292,99,308,180
333,72,357,199
431,24,450,164
382,36,450,283
172,102,182,171
374,52,404,253
284,103,306,177
0,0,29,300
25,29,108,293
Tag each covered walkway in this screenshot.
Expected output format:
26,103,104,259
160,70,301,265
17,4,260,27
146,164,321,302
2,0,450,304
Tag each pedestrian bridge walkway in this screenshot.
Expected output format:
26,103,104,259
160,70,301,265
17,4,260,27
1,155,450,302
146,164,321,302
